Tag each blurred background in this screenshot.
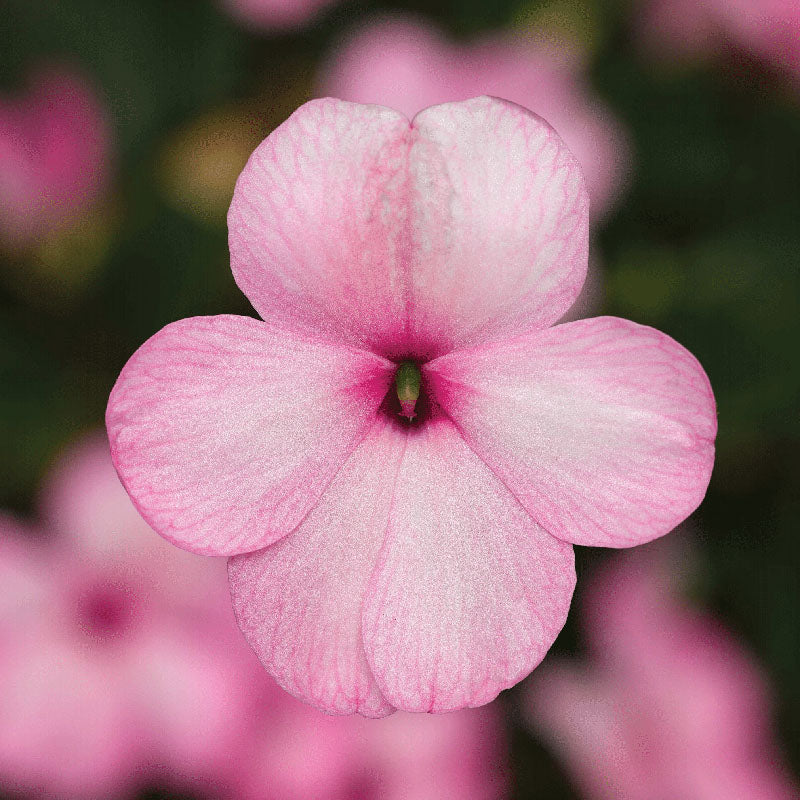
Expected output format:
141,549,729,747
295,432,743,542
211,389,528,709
1,0,799,798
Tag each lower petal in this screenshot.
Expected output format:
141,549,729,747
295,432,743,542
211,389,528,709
427,316,717,548
228,418,406,718
362,417,575,713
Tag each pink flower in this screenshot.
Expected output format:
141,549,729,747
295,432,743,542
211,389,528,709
0,67,110,249
317,16,630,221
221,0,337,31
637,0,800,86
106,96,716,717
232,686,510,799
0,433,254,798
526,544,798,800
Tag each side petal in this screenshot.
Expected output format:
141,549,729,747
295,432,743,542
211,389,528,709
106,315,393,556
228,418,406,718
228,96,588,359
362,416,575,713
427,317,717,548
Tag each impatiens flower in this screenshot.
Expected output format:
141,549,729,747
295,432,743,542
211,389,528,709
0,433,253,798
221,0,337,31
317,16,630,221
106,96,716,717
526,543,798,799
637,0,800,88
0,66,110,249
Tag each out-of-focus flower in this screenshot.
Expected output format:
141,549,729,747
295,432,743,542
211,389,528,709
233,691,509,799
107,96,716,716
317,15,630,221
526,544,798,800
221,0,337,31
637,0,800,87
0,433,253,798
157,105,268,225
0,67,111,250
1,431,513,798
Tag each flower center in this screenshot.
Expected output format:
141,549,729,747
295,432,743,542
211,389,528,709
382,360,430,425
394,361,422,420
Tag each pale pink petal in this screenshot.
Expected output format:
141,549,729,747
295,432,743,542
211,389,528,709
228,418,406,717
405,98,588,354
228,100,411,355
106,314,393,556
228,96,588,358
427,317,716,548
362,416,575,713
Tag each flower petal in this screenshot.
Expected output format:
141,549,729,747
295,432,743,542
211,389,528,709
228,417,406,717
362,416,575,713
427,317,716,548
106,315,393,556
228,96,588,359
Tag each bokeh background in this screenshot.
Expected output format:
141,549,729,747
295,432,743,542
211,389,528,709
1,0,799,798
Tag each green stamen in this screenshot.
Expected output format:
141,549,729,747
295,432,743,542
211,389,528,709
395,361,421,420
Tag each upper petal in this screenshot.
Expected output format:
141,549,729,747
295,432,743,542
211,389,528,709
427,316,717,548
228,418,406,718
405,97,589,355
362,416,575,713
106,315,393,556
228,96,588,359
228,99,412,356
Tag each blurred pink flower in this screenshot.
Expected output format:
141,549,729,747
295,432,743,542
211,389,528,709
107,96,715,717
0,67,111,249
637,0,800,86
318,16,630,221
221,0,337,31
232,689,509,799
0,434,253,798
1,432,512,798
526,545,798,800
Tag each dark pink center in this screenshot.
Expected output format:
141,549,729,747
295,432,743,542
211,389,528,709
76,580,136,641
